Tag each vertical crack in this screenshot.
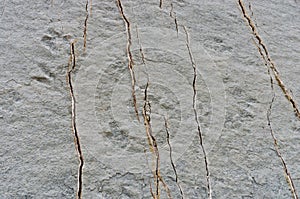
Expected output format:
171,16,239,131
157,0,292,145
136,26,146,65
142,83,172,199
237,0,300,120
169,2,179,36
164,117,184,199
116,0,140,122
183,26,212,199
137,27,171,199
143,81,160,198
83,0,90,52
143,148,156,198
67,41,84,199
267,79,298,199
239,2,299,198
252,18,299,199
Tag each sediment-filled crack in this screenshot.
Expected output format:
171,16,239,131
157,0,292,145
142,83,172,199
239,2,299,198
183,26,212,199
164,117,184,199
116,0,140,122
237,0,300,120
137,28,171,199
66,41,84,199
143,82,160,198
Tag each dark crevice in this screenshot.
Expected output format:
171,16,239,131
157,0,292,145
238,0,300,120
164,117,184,199
116,0,140,122
67,41,84,199
183,26,212,199
159,0,163,9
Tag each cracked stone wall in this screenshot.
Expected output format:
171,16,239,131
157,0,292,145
1,0,300,198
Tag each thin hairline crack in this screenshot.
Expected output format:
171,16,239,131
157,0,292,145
116,0,140,122
267,82,298,199
183,25,212,199
169,1,179,36
164,117,184,198
67,41,84,199
83,0,90,52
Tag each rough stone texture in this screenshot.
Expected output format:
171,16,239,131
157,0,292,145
1,0,299,198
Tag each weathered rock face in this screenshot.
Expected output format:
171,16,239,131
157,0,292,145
1,0,299,198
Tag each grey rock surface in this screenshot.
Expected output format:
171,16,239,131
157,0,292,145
1,0,299,198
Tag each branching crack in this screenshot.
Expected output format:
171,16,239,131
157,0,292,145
137,28,171,198
67,41,84,199
143,82,160,198
142,83,172,199
117,0,140,122
83,0,90,52
183,26,212,199
237,0,300,120
252,15,298,199
239,2,299,198
164,117,184,199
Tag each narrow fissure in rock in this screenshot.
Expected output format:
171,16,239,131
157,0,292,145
67,41,84,199
238,1,298,198
164,117,184,199
183,25,212,199
116,0,140,122
237,0,300,120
